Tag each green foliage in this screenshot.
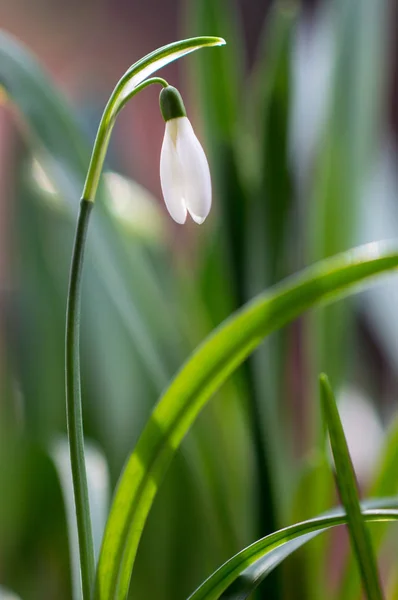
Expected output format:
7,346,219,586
189,502,398,600
320,374,383,600
0,0,396,599
96,242,398,599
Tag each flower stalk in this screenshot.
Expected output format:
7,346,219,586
65,199,95,598
64,36,225,599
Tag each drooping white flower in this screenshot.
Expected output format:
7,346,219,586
159,86,211,225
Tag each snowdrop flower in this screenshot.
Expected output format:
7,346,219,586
159,86,211,224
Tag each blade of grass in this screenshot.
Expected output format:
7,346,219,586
319,374,383,600
95,241,398,600
340,413,398,598
187,502,398,600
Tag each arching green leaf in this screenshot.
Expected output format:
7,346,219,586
95,241,398,599
188,502,398,600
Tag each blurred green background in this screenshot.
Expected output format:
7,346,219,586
0,0,397,598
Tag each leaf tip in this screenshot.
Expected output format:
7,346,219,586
203,36,227,47
319,372,330,388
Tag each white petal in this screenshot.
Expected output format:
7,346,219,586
175,117,211,224
159,120,187,224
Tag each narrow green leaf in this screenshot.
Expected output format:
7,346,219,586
320,374,383,600
116,36,226,114
340,414,398,598
187,502,398,600
95,241,398,600
215,496,396,600
219,535,318,600
187,0,247,311
187,0,243,141
250,1,297,285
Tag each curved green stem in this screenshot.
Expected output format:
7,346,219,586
117,77,169,114
80,35,225,202
66,76,168,599
65,199,95,599
65,36,225,597
82,77,168,202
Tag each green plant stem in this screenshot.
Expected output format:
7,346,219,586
82,76,168,202
65,75,170,599
65,198,95,599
